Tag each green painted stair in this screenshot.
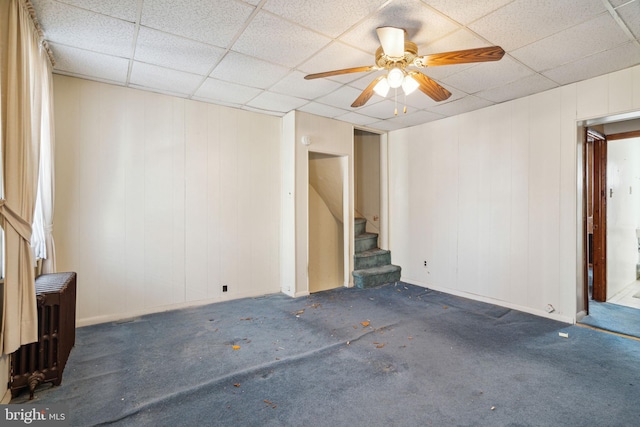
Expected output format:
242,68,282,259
352,218,401,289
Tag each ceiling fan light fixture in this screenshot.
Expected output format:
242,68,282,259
402,75,419,95
373,77,390,97
387,67,404,88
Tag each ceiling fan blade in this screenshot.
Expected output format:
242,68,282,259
351,75,386,108
421,46,505,67
408,71,451,102
304,65,376,80
376,26,405,58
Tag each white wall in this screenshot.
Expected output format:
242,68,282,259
53,75,281,326
389,64,640,323
607,137,640,297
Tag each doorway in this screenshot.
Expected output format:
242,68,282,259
582,118,640,319
308,152,348,293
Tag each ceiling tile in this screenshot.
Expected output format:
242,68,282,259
263,0,388,38
141,0,254,48
298,42,375,84
511,13,630,72
340,0,460,54
209,51,290,89
193,78,263,105
335,111,380,126
355,99,405,119
270,71,343,100
246,92,309,115
135,27,226,75
315,85,366,108
53,0,139,21
475,74,558,103
442,56,533,94
50,43,129,84
367,119,407,131
427,95,494,116
468,0,607,51
424,0,514,25
298,102,351,118
403,82,466,108
232,12,331,68
32,0,134,57
616,1,640,38
129,62,203,96
384,109,446,127
543,41,640,85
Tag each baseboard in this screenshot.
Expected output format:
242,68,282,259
401,277,575,324
77,290,281,327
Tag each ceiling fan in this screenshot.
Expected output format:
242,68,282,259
304,27,505,109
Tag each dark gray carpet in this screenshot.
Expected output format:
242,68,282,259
11,283,640,426
580,301,640,338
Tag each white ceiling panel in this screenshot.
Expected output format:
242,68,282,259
54,0,139,21
424,0,514,25
298,42,374,80
543,41,640,85
31,0,640,131
232,12,331,68
193,78,263,105
129,62,203,96
441,56,534,94
246,91,309,115
209,51,290,89
468,0,607,51
135,27,226,75
32,0,135,57
616,1,640,38
270,71,343,100
50,43,129,84
335,111,381,126
475,74,558,103
510,13,630,72
262,0,388,38
427,95,494,117
298,102,351,118
141,0,254,48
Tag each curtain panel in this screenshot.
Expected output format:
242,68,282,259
0,0,55,354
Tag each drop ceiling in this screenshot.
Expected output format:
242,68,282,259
31,0,640,131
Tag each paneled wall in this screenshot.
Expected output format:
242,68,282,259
389,64,640,323
53,75,281,325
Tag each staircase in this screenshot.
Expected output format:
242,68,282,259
352,217,401,288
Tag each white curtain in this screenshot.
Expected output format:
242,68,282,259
31,46,56,274
0,0,55,354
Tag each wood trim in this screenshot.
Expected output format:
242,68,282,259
591,132,607,302
607,130,640,141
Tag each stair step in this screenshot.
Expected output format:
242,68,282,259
355,232,378,253
354,217,367,236
352,264,402,289
354,248,391,270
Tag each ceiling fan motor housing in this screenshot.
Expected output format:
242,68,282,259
375,41,418,69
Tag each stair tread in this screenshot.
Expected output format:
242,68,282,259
354,248,390,258
353,264,401,277
355,232,378,240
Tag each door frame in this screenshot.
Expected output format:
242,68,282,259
586,128,607,304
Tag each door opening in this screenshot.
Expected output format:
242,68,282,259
308,152,347,293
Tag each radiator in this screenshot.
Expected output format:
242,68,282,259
10,272,77,400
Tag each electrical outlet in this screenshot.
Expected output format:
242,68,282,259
222,285,228,292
